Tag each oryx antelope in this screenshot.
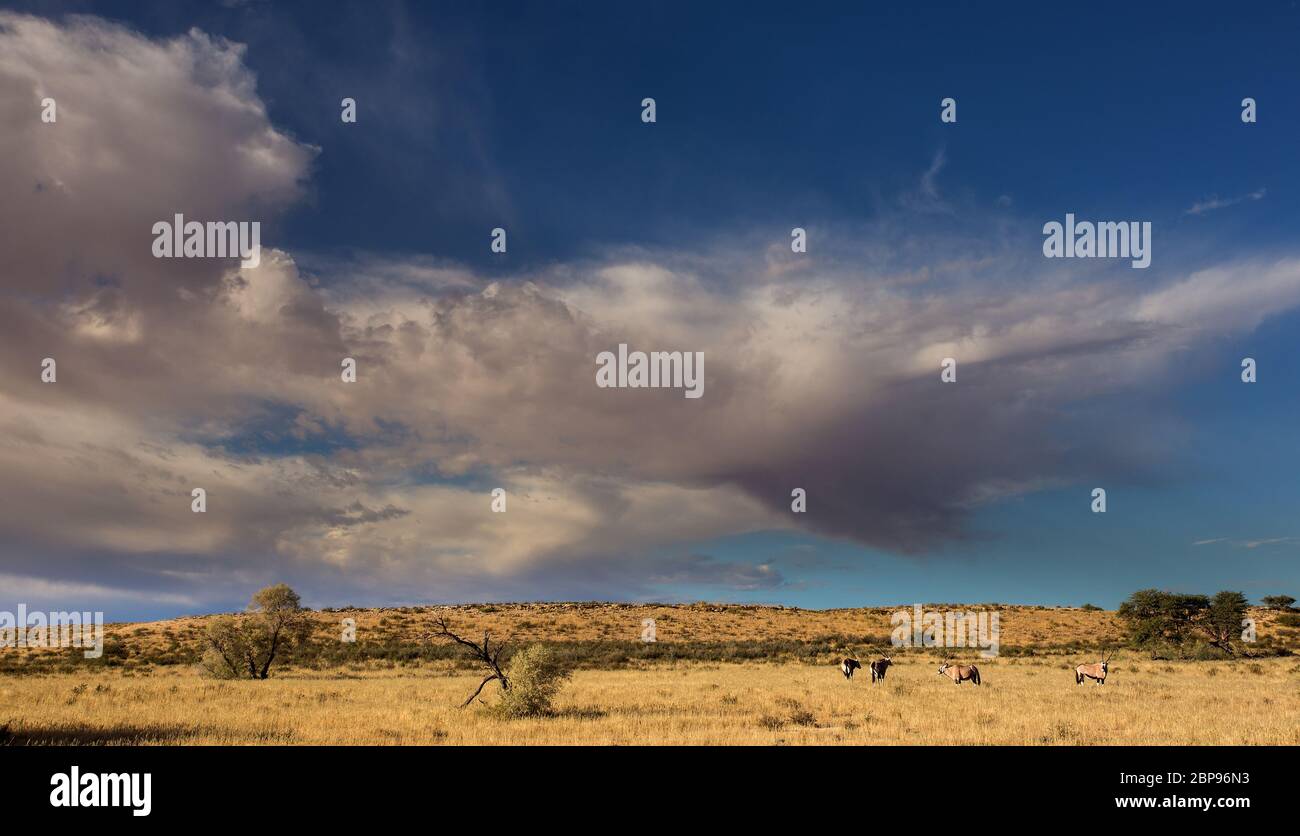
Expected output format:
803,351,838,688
1075,650,1113,685
869,656,892,683
840,657,862,679
937,660,980,685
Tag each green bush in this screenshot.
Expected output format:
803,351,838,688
490,644,570,718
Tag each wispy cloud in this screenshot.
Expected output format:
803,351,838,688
900,148,951,212
1184,188,1267,216
1242,537,1299,549
1192,536,1297,548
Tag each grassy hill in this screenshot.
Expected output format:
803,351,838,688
4,602,1296,676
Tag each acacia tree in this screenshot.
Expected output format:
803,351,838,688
1198,591,1248,654
1261,595,1296,611
1117,588,1249,656
1116,589,1208,647
202,584,314,679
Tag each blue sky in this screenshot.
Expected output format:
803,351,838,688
24,0,1296,262
2,1,1299,619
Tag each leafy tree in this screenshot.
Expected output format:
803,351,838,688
1261,595,1296,611
201,584,314,679
201,615,254,680
1118,588,1250,656
1116,589,1208,647
1198,591,1248,653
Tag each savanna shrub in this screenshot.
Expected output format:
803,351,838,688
788,709,817,727
490,644,570,718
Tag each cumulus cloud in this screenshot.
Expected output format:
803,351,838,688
3,13,1300,610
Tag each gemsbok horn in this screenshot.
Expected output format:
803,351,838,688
1075,648,1114,685
937,660,980,685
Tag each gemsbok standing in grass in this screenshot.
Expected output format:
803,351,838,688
1075,649,1113,685
937,660,980,685
869,655,892,683
840,657,862,679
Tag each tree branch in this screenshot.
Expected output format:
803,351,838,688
460,674,500,708
429,615,511,707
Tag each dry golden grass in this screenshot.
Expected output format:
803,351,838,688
3,655,1297,745
4,603,1297,744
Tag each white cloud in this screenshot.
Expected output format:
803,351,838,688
1184,188,1266,216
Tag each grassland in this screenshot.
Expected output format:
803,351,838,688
2,603,1298,745
3,656,1297,745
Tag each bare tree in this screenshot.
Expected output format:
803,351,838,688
428,615,513,707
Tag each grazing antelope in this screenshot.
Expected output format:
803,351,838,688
1075,649,1114,685
937,660,980,685
869,656,892,683
840,657,862,679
